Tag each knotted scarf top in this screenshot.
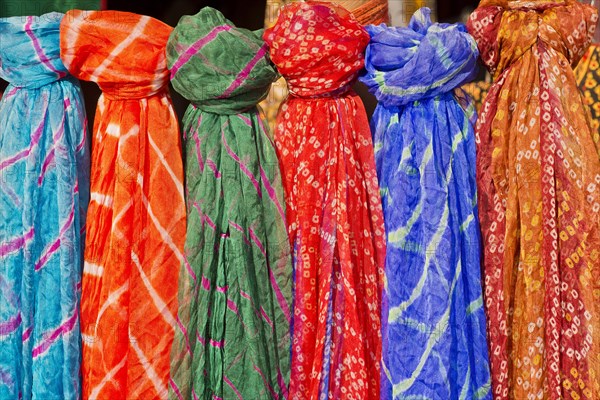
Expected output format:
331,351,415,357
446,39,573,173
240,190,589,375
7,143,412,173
168,7,277,114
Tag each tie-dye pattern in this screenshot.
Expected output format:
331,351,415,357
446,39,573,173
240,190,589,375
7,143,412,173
0,12,89,400
60,10,186,400
166,8,292,400
360,8,492,400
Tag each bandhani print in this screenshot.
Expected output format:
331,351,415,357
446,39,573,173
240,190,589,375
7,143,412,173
264,2,386,399
0,12,89,400
60,10,186,400
468,1,600,399
166,7,292,400
360,8,492,400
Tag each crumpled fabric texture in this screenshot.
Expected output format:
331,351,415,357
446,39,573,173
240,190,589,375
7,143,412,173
0,12,89,400
360,8,492,400
468,1,600,398
60,10,186,400
264,2,386,399
166,7,293,400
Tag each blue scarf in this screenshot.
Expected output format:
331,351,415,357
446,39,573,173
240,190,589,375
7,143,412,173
360,8,492,399
0,12,89,400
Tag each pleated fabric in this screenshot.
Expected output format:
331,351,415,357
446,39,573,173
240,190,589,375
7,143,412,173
60,10,186,400
0,13,89,400
166,8,292,400
359,8,492,399
467,1,600,398
264,3,386,399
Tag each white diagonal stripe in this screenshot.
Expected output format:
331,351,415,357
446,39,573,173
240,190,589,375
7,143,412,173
83,262,104,277
131,250,177,330
106,123,121,138
94,282,129,333
130,331,169,399
90,16,150,81
89,354,127,399
90,192,113,208
147,133,184,202
136,174,185,265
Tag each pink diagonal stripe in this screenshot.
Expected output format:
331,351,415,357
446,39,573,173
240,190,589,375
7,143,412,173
209,338,224,348
206,159,221,179
184,255,197,283
32,312,78,358
0,313,22,336
0,228,35,256
228,221,251,246
192,116,205,171
216,285,228,293
38,149,56,186
171,25,232,78
202,276,211,291
22,326,32,342
196,332,206,345
224,376,243,400
238,114,252,127
0,110,47,172
227,299,239,314
248,228,266,257
254,365,279,400
218,45,267,99
248,228,292,323
35,206,75,271
260,167,286,222
277,370,288,399
175,315,192,355
221,129,262,197
260,306,274,328
25,17,66,78
169,378,184,400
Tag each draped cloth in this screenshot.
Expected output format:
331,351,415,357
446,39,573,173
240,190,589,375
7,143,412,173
467,1,600,399
264,3,386,399
60,10,186,400
360,8,492,399
576,44,600,133
0,13,89,400
166,8,292,400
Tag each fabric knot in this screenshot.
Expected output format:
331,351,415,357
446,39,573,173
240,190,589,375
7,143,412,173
360,8,479,107
468,0,597,77
264,1,369,99
60,10,172,100
167,7,277,115
0,13,69,89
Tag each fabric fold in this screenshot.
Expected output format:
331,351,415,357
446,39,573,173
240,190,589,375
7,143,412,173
264,2,386,399
0,12,89,400
60,10,186,400
166,7,292,400
468,0,600,398
360,8,492,399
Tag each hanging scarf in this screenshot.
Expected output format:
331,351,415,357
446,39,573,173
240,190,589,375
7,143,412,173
0,12,89,400
360,8,492,399
468,1,600,398
264,3,386,399
60,10,186,400
166,7,292,400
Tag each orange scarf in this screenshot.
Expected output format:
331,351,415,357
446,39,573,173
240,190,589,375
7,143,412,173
61,10,186,399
